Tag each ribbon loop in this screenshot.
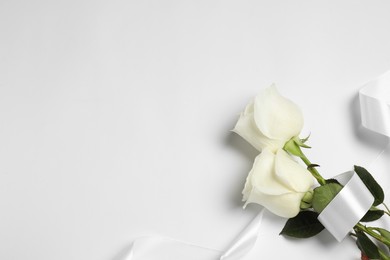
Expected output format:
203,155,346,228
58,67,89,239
317,171,374,241
359,71,390,137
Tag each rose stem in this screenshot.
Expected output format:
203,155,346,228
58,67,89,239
298,152,327,186
355,223,390,247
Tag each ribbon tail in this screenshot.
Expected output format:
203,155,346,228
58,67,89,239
122,209,265,260
366,141,390,192
122,236,221,260
220,209,265,260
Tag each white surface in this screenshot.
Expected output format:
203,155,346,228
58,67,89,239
1,0,390,259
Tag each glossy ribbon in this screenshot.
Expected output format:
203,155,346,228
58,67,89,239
219,209,264,260
125,236,222,260
359,71,390,193
359,71,390,137
317,171,374,241
125,210,264,260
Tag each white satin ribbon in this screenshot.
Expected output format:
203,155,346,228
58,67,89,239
359,70,390,137
220,209,264,260
359,70,390,194
125,236,222,260
123,210,264,260
317,171,374,242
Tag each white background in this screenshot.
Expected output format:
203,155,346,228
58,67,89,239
1,0,390,259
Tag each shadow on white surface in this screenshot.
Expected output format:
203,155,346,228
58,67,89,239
223,132,259,208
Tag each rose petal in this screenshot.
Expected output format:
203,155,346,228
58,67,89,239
245,189,305,218
244,149,291,196
233,101,285,152
274,149,314,192
253,85,304,141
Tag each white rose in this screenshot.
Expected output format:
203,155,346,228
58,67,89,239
242,148,313,218
233,85,304,152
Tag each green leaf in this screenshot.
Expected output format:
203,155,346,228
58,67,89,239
361,209,384,222
294,136,311,148
296,141,311,148
356,231,380,259
312,183,343,213
280,211,324,238
301,134,311,144
354,166,384,206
